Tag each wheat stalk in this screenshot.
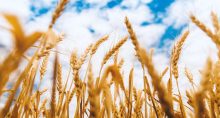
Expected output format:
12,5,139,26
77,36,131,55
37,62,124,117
190,14,220,46
49,0,69,28
171,30,189,79
101,36,128,67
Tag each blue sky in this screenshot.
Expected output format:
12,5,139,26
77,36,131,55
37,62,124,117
1,0,220,112
0,0,219,81
29,0,185,52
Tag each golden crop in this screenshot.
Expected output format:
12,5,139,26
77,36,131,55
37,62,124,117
0,0,219,118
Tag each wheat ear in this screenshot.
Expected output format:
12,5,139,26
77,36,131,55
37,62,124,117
49,0,69,28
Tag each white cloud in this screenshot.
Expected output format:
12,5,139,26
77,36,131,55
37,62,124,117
164,0,220,28
162,0,220,94
0,0,31,18
2,0,220,116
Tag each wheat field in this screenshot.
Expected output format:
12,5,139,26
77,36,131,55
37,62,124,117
0,0,220,118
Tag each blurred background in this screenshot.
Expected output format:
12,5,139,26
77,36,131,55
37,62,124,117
0,0,220,113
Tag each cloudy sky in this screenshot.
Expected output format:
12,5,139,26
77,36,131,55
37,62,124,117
0,0,220,113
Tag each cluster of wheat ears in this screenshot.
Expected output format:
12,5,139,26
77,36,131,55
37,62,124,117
1,0,220,118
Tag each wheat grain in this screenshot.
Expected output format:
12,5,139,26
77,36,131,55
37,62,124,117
2,8,220,118
91,35,109,55
101,36,128,67
171,30,189,79
49,0,69,28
